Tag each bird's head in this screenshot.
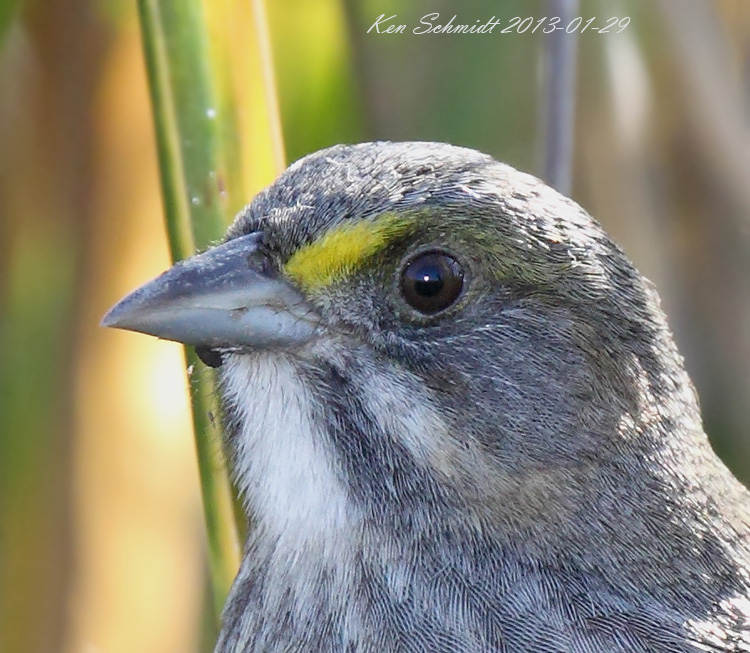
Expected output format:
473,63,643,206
103,142,703,542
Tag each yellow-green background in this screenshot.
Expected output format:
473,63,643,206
1,1,749,651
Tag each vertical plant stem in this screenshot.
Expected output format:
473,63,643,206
540,0,580,195
252,0,286,175
136,0,242,620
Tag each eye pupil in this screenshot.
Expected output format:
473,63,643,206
401,252,464,314
414,264,444,297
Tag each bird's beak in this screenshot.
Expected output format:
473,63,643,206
101,232,319,350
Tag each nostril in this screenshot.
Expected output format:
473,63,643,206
246,250,277,277
245,232,277,277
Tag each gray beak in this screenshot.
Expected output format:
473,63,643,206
101,232,319,350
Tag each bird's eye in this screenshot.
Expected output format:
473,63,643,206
400,252,464,315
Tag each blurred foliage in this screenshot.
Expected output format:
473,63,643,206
0,0,748,652
266,0,366,161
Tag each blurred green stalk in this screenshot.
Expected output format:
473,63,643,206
136,0,245,620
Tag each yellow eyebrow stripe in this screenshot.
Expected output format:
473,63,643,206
284,215,412,291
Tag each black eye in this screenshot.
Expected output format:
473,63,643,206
400,252,464,315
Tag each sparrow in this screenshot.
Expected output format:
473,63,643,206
103,141,750,652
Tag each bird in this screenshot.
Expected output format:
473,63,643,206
102,141,750,652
